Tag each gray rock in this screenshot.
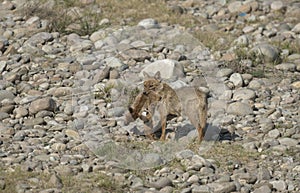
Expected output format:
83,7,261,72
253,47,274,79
257,168,271,181
267,129,280,139
228,1,242,13
229,73,243,88
232,88,256,101
176,149,194,159
76,54,97,65
24,117,45,127
15,183,30,193
0,61,6,73
0,179,5,190
216,68,233,78
107,107,126,117
270,180,287,191
234,35,249,46
248,79,262,90
278,138,298,146
49,173,63,188
29,97,56,114
199,167,214,175
90,29,106,42
292,23,300,33
192,185,211,193
187,174,199,183
104,57,125,68
138,18,160,29
51,87,72,97
207,182,236,193
25,32,53,46
51,142,67,152
243,26,255,33
131,177,144,189
271,1,284,11
120,49,151,62
148,177,172,189
160,186,173,193
143,153,164,166
13,130,26,141
140,59,184,80
250,44,279,63
253,185,271,193
0,90,15,102
275,63,296,72
70,40,93,52
227,102,253,115
242,141,257,151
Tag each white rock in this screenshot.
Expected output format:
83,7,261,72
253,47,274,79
140,59,184,80
138,18,160,29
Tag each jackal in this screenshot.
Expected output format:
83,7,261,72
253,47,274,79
129,71,208,141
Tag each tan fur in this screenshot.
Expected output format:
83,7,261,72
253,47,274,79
129,71,208,141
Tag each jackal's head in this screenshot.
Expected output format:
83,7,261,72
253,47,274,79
143,71,163,94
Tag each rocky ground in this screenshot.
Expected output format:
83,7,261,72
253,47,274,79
0,0,299,192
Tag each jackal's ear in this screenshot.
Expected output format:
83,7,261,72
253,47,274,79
143,71,151,79
154,71,161,80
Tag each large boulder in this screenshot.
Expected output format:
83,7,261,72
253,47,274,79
140,59,184,80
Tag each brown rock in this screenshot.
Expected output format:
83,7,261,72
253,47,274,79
29,97,56,114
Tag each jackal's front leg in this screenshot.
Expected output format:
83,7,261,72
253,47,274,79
160,118,167,140
197,126,204,142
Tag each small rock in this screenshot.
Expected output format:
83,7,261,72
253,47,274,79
0,179,5,190
49,173,63,189
52,87,72,97
292,23,300,33
253,185,271,193
291,81,300,89
216,68,233,77
120,49,151,62
232,88,256,101
270,180,287,191
149,177,172,190
278,138,298,146
131,177,144,189
176,149,194,159
138,18,160,29
90,29,106,42
275,63,296,71
65,129,80,140
104,57,125,68
228,1,242,13
229,73,243,88
227,102,253,116
187,174,199,183
250,44,279,62
267,129,280,139
257,168,271,181
271,1,284,11
51,143,67,152
207,182,236,193
192,185,211,193
143,153,164,166
0,90,15,102
29,97,56,114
